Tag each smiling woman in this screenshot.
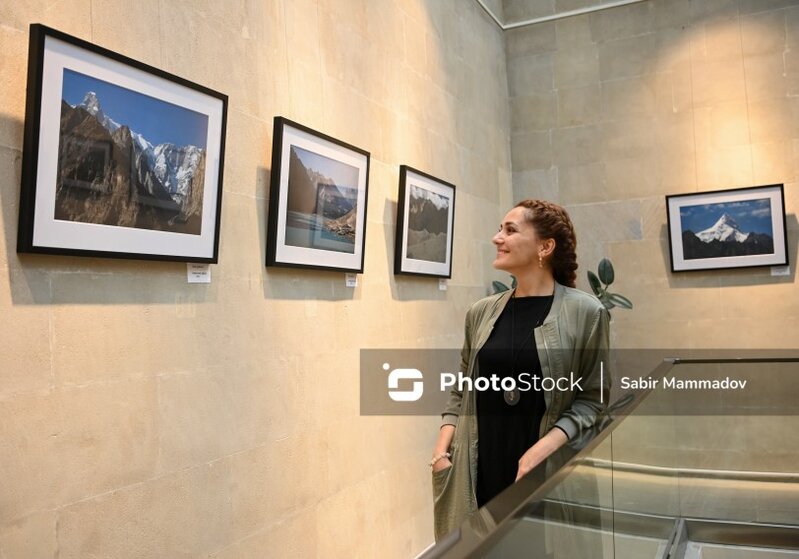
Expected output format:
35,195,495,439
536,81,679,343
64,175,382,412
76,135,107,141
429,199,611,541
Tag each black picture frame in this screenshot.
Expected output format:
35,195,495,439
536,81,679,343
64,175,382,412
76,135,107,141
17,24,228,263
266,117,370,273
666,184,789,272
394,165,455,278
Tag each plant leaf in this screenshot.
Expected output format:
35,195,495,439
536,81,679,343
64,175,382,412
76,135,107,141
598,293,616,309
607,292,633,309
587,271,602,295
492,281,510,293
598,258,615,285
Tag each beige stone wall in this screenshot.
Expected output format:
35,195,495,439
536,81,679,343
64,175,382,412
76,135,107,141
0,1,511,557
506,0,799,349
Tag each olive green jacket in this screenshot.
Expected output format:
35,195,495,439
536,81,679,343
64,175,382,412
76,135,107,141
432,283,610,541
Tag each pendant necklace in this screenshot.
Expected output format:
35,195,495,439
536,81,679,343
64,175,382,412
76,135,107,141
504,289,553,406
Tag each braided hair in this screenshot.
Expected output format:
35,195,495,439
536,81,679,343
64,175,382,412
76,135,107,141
514,199,578,288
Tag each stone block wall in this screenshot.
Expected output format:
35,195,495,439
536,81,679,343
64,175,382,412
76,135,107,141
0,1,511,557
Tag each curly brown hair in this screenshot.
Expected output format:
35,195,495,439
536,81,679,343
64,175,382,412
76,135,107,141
514,199,578,288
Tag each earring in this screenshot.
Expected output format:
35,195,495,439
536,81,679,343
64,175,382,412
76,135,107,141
538,254,543,268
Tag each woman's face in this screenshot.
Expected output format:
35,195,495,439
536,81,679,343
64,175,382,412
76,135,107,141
492,206,546,273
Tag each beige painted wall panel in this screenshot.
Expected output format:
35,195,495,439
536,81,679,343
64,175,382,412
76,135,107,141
508,52,553,96
315,469,393,559
691,57,748,106
695,145,755,189
0,27,29,152
284,0,322,66
554,123,603,166
511,129,552,171
513,168,559,202
222,109,273,200
741,10,787,56
556,13,593,47
159,0,287,121
0,1,511,557
588,0,654,43
603,156,658,200
744,52,789,102
90,0,162,67
554,45,599,89
0,148,21,273
598,34,660,81
751,140,795,185
690,0,740,22
0,268,52,398
208,508,317,559
557,84,601,127
558,161,607,205
601,75,658,121
600,118,654,162
505,22,556,60
157,368,275,473
0,379,158,525
57,460,233,559
0,510,57,559
654,149,698,194
0,0,91,40
510,91,558,132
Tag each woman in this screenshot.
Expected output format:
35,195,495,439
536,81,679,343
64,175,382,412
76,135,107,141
430,199,610,541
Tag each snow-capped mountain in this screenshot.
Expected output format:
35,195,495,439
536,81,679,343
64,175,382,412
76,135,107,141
77,91,121,135
696,213,749,243
152,143,205,206
73,91,204,209
411,185,449,210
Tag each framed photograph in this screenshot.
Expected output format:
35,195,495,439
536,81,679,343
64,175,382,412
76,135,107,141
17,24,228,262
394,165,455,278
266,117,370,272
666,184,788,272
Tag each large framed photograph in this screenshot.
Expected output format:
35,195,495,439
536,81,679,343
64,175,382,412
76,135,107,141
17,24,228,262
394,165,455,278
266,117,370,272
666,184,788,272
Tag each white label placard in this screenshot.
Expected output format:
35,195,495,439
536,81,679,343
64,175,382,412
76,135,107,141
439,279,448,291
345,273,358,288
187,263,211,283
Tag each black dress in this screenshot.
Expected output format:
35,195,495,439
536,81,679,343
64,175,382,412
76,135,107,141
475,295,553,507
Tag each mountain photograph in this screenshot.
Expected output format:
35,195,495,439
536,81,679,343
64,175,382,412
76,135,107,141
55,69,209,235
285,145,359,254
406,185,450,264
680,200,775,260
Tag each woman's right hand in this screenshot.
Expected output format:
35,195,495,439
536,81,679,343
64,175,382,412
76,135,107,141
432,457,452,473
432,425,456,473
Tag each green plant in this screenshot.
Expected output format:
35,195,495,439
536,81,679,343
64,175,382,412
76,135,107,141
587,258,633,311
491,276,517,294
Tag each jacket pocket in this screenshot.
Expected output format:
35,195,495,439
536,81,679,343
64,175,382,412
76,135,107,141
432,445,462,541
431,463,452,496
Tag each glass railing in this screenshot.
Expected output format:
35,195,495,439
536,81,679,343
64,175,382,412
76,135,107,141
421,355,799,559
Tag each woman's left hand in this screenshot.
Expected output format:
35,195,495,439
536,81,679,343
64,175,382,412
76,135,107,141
515,447,544,481
515,428,569,482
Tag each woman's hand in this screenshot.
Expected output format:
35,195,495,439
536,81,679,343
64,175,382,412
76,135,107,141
515,447,544,481
431,424,456,473
515,427,568,482
432,456,452,473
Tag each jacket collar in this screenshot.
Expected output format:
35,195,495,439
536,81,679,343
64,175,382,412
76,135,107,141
497,281,565,321
476,282,566,348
